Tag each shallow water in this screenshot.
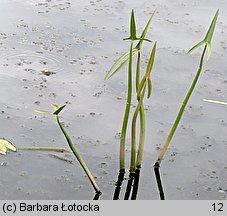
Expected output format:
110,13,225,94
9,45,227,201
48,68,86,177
0,0,227,199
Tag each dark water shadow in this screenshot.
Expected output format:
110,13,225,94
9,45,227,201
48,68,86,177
113,169,125,200
154,162,165,200
93,191,102,200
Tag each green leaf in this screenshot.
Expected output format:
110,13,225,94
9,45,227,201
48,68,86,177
35,109,53,115
186,41,205,55
146,42,157,77
135,10,156,50
104,50,130,80
0,139,17,155
204,9,219,46
51,104,59,111
147,78,152,98
187,9,219,60
104,49,138,80
206,43,212,60
53,105,66,115
105,10,155,80
130,9,137,40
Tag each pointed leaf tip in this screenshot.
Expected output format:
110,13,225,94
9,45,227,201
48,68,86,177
187,9,219,59
204,9,219,45
130,9,137,40
53,105,66,115
204,9,219,59
135,9,156,50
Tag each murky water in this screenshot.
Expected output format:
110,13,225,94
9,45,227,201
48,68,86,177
0,0,227,199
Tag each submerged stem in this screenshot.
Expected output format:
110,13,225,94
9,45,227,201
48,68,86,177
131,167,141,200
154,162,165,200
113,169,125,200
124,172,135,200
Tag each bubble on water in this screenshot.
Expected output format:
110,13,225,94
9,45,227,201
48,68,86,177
0,161,8,166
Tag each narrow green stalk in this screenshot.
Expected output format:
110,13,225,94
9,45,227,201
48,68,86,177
124,50,144,200
135,50,146,168
155,45,207,166
130,84,146,172
135,105,146,167
154,45,206,200
17,147,70,153
130,81,146,200
153,9,218,200
126,43,156,200
119,41,134,170
56,115,101,194
136,52,141,91
136,49,145,167
111,9,155,199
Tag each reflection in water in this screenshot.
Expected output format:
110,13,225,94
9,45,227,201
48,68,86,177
93,191,102,200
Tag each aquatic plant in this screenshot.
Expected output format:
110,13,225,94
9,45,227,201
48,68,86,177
125,42,156,200
105,9,155,200
36,104,101,197
153,9,219,200
0,139,69,155
0,139,16,155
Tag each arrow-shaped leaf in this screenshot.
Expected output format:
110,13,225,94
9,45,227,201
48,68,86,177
0,139,17,155
53,105,66,115
187,9,219,60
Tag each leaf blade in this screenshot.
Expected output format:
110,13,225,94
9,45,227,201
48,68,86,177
35,109,53,115
135,10,156,50
53,105,66,115
0,139,17,155
146,42,157,77
130,9,137,40
186,40,205,55
204,9,219,45
147,78,152,98
51,104,59,111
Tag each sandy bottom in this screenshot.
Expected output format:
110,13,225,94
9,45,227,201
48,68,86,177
0,0,227,200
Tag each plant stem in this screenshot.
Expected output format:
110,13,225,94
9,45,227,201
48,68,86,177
113,40,134,200
17,147,70,153
124,50,144,200
131,85,146,172
155,45,207,166
153,45,207,199
131,168,141,200
136,52,141,92
135,51,146,169
135,104,146,168
124,172,135,200
56,115,101,194
154,162,165,200
119,41,134,170
131,102,145,200
124,83,146,200
113,169,125,200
